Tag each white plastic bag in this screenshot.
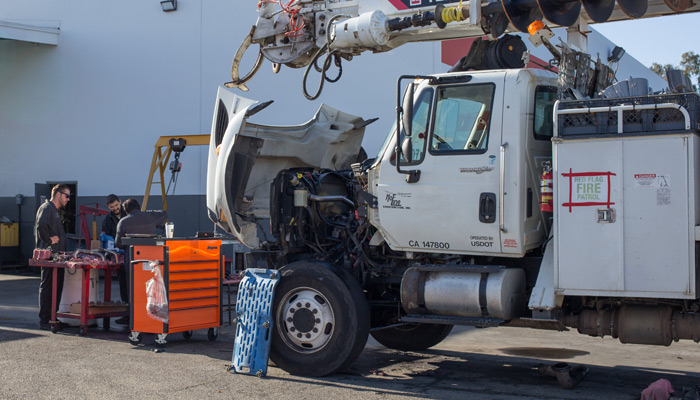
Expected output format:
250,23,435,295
145,265,169,323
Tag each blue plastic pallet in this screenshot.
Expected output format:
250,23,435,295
231,268,280,377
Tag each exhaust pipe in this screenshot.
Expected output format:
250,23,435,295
538,362,589,389
563,306,700,345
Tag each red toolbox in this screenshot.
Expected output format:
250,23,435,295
126,238,223,345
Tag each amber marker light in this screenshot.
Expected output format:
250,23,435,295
528,20,545,36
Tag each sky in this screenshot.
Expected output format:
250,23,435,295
593,13,700,68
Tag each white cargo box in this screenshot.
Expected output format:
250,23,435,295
553,114,700,299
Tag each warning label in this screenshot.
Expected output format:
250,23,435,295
634,174,657,188
503,239,518,248
634,173,671,189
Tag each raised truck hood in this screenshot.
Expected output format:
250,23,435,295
206,86,371,248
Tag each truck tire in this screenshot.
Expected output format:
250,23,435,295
370,323,453,351
270,261,370,377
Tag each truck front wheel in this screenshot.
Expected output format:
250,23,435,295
270,261,370,376
370,323,453,351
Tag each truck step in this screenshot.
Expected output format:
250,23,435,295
230,268,280,377
401,314,504,327
506,317,569,331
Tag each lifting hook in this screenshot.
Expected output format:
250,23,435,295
225,25,265,92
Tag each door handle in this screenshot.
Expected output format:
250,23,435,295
479,193,496,223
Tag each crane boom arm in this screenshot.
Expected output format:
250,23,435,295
227,0,699,94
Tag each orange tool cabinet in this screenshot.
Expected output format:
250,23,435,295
125,238,223,345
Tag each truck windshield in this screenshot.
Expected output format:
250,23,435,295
430,83,494,154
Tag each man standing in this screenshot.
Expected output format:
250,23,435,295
102,194,128,303
35,184,70,330
115,198,167,325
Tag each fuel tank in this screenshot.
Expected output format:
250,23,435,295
401,266,527,320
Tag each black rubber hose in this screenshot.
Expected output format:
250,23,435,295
303,44,328,100
324,54,342,83
302,14,348,100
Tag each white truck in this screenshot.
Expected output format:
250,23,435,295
206,0,700,378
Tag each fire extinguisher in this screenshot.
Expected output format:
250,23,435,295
540,161,553,213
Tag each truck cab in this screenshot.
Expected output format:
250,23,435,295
369,68,557,257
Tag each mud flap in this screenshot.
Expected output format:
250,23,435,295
231,268,280,377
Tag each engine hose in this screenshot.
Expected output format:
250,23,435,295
297,219,324,255
308,193,355,208
309,198,347,229
302,205,330,255
303,236,324,255
317,211,347,229
303,205,317,228
345,224,385,271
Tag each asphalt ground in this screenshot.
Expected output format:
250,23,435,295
2,270,700,399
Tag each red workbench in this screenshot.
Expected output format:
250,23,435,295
29,254,128,335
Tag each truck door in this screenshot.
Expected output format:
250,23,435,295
375,77,504,255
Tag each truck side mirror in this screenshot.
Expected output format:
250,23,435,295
401,136,413,163
394,75,427,183
402,82,414,138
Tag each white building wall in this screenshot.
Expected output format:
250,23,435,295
0,0,665,198
0,0,442,197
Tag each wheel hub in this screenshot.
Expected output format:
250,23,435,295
292,308,316,333
280,288,334,352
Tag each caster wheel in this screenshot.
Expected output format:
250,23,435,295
207,327,218,341
79,326,87,336
155,333,168,346
182,331,193,340
128,332,142,345
103,318,111,331
50,324,58,334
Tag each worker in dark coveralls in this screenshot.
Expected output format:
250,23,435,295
101,194,128,303
35,184,70,330
114,198,168,324
102,194,124,240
